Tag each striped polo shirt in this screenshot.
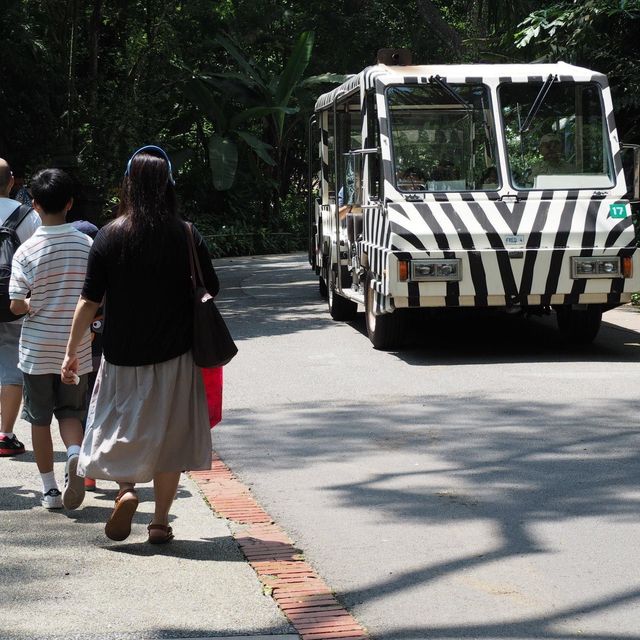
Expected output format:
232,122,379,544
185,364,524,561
9,224,93,375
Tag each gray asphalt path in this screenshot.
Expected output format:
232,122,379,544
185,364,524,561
4,251,640,640
1,417,294,636
214,252,640,640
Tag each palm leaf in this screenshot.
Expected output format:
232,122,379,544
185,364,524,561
238,131,276,166
273,31,315,135
229,105,297,129
182,79,228,130
215,33,268,93
198,74,264,105
299,73,346,88
208,134,238,190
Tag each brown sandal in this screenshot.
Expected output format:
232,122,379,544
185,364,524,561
147,523,174,544
104,488,138,541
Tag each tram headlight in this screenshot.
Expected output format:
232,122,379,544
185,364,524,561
410,259,462,281
571,256,621,278
414,264,436,277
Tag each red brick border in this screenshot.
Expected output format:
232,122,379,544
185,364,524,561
190,454,369,640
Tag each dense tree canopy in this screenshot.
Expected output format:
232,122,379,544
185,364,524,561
1,0,638,254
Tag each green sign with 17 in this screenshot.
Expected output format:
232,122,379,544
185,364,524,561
609,203,628,219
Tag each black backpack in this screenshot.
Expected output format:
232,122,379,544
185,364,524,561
0,204,33,322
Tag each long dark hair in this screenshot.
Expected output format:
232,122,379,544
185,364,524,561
114,150,180,258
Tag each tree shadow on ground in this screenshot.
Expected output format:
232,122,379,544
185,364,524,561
214,253,640,365
215,394,640,639
214,253,331,341
106,535,247,561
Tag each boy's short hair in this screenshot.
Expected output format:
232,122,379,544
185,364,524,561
31,169,73,213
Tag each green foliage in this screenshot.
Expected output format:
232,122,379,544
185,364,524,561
181,31,314,193
513,0,640,141
515,1,639,54
192,220,305,259
1,0,639,255
208,134,239,191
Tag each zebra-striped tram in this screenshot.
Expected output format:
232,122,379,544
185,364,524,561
308,51,640,349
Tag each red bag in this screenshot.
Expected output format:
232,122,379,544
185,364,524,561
201,367,223,428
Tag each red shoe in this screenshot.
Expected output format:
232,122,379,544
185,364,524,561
84,477,97,491
0,435,25,457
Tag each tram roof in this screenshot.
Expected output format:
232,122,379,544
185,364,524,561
314,62,606,111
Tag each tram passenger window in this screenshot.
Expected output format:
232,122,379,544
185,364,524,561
326,112,336,203
336,97,362,206
366,91,382,200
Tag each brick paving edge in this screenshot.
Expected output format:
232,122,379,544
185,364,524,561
189,453,370,640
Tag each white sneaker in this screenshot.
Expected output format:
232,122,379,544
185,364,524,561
62,454,85,510
42,488,63,509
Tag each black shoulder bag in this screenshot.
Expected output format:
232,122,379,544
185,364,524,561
185,223,238,368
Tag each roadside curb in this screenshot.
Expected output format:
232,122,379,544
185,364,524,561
603,303,640,335
190,455,369,640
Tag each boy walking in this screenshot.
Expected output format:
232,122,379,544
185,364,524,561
9,169,93,509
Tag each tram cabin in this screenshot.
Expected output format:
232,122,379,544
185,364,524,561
308,52,640,349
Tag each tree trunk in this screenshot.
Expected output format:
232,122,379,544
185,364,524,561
66,0,79,147
88,0,103,112
415,0,464,56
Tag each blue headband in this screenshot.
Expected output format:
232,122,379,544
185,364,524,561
124,145,175,185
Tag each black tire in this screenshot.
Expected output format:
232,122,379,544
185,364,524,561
319,274,328,298
310,225,317,271
328,270,357,321
315,221,324,298
318,258,329,298
556,305,602,344
364,272,405,349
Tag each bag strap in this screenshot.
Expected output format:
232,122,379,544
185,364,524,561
3,204,32,232
185,222,205,289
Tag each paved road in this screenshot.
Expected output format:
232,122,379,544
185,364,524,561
215,252,640,640
1,456,294,640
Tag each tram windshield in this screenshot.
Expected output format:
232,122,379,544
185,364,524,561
387,83,500,192
499,80,614,190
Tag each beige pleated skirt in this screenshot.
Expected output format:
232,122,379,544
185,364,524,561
78,351,212,483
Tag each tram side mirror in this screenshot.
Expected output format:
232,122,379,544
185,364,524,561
342,152,362,206
341,148,379,206
621,143,640,202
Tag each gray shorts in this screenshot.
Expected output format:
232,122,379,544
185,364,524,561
0,321,23,386
22,373,88,426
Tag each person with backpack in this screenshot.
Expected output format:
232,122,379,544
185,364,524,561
9,168,92,510
0,158,40,457
9,168,32,206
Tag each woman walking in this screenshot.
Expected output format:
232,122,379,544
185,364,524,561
61,145,219,543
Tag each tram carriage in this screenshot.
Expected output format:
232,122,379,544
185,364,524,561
308,49,640,349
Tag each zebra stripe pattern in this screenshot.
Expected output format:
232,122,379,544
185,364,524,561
316,62,636,315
